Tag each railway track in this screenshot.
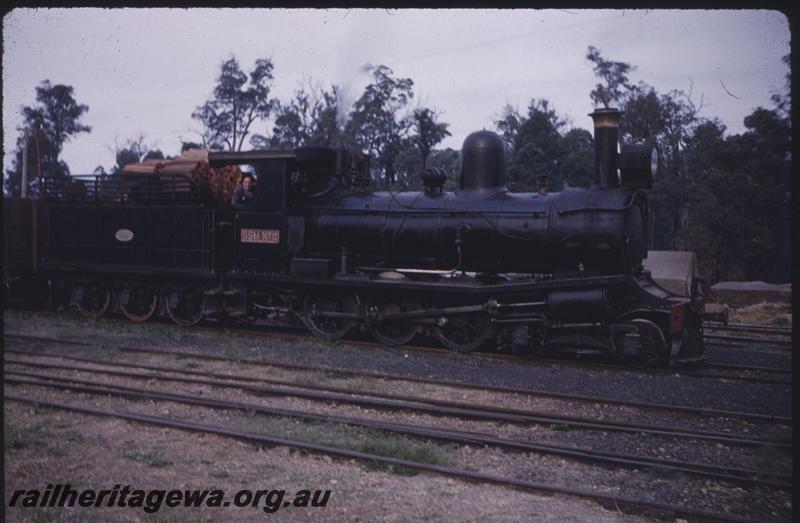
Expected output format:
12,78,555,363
216,325,794,386
5,370,790,491
5,331,791,522
703,333,792,348
7,303,793,355
7,324,793,388
4,333,792,425
705,322,791,336
4,350,791,448
188,319,795,384
702,322,791,351
4,393,761,523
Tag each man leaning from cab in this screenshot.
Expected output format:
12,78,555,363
231,174,257,209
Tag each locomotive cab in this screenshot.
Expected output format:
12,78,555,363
208,148,369,276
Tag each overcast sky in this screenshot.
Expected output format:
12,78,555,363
2,8,790,175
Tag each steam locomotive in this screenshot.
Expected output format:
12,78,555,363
4,108,705,367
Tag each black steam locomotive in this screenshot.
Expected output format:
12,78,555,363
4,108,705,367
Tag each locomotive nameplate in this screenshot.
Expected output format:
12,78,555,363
240,228,280,244
115,229,134,242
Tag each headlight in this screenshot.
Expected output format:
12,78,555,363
619,144,657,189
650,146,659,180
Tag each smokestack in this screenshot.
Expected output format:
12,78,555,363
589,108,622,188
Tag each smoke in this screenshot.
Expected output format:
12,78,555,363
335,86,353,130
332,61,374,131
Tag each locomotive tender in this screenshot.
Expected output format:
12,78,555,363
4,107,704,367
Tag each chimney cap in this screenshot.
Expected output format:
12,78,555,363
589,107,623,128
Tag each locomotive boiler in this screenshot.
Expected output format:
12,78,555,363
298,129,648,277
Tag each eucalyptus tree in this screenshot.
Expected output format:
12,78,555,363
266,83,345,149
4,80,91,197
192,57,278,151
345,65,414,184
109,134,164,174
409,107,451,168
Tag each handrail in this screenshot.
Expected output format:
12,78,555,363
41,173,202,204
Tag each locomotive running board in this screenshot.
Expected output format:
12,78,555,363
227,271,640,298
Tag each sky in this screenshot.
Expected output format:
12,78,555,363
2,8,791,175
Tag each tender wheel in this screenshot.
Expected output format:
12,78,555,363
629,318,669,367
367,299,421,347
121,285,159,323
75,281,113,320
434,310,492,353
301,293,359,341
165,288,203,327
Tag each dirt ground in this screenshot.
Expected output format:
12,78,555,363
3,311,657,522
4,309,792,521
4,401,648,523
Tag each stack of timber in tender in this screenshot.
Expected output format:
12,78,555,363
121,149,242,207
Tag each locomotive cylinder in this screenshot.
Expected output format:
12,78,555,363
548,289,607,323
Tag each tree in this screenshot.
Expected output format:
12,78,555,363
392,142,424,190
675,104,791,282
265,82,346,149
109,134,163,173
621,85,705,250
392,107,452,191
192,57,278,151
586,45,636,109
493,99,595,192
586,46,710,251
4,81,91,197
345,65,414,184
269,88,313,149
409,107,450,168
494,104,525,152
310,85,347,148
734,107,791,281
504,99,572,191
428,148,461,191
559,128,595,188
181,141,204,153
771,53,791,122
582,44,791,282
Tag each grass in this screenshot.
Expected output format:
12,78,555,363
123,448,173,468
5,423,50,450
324,370,354,380
768,316,791,327
548,424,571,432
360,434,451,476
3,333,137,366
341,378,375,391
646,466,687,481
231,413,453,476
4,420,77,458
729,302,792,326
756,445,789,470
